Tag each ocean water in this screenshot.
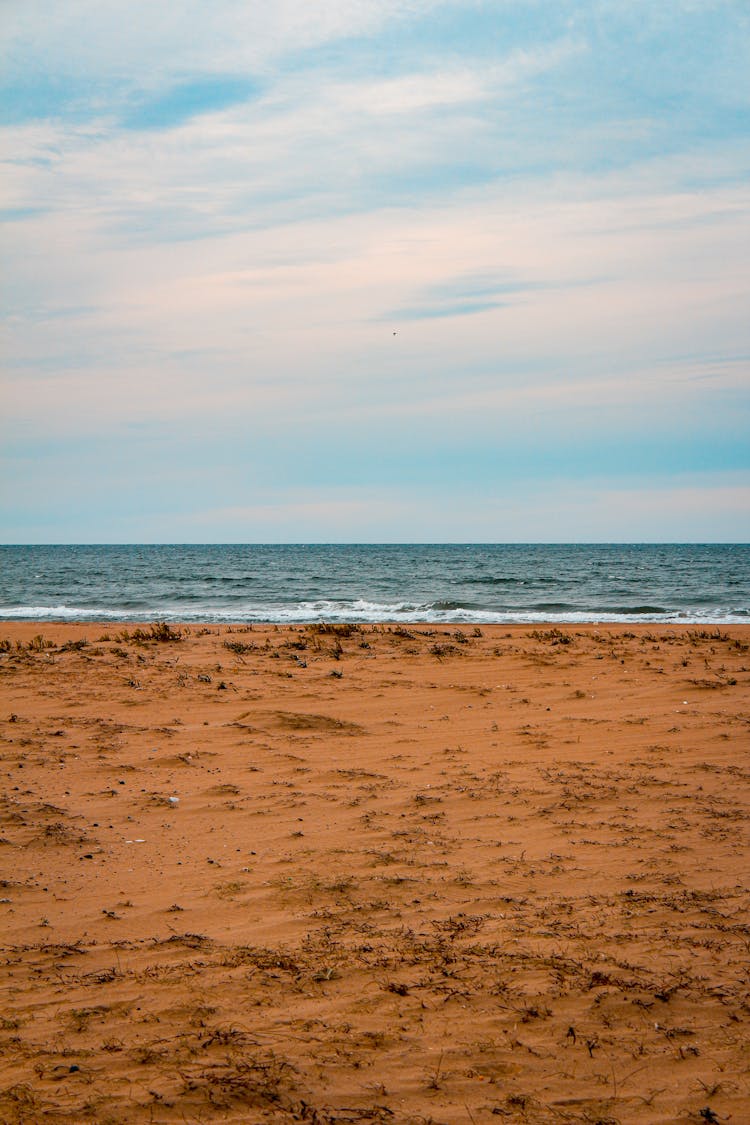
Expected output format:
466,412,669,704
0,544,747,624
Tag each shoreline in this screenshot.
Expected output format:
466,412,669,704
3,618,749,632
1,621,748,1122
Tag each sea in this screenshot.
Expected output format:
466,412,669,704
0,544,747,625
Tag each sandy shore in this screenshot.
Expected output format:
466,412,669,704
1,621,748,1124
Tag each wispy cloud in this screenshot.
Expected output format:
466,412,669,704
385,273,560,320
390,298,508,320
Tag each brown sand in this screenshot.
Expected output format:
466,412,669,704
1,621,749,1124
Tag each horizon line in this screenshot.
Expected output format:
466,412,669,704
2,542,748,549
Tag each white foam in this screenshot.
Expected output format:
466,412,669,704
0,601,746,625
0,605,127,619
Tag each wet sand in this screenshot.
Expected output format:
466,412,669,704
1,621,749,1124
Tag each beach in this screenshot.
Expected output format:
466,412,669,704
1,620,748,1123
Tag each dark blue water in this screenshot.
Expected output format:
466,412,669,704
0,544,747,624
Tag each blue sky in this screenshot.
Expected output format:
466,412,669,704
1,0,748,542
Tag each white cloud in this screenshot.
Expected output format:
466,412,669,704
0,1,444,85
3,163,748,435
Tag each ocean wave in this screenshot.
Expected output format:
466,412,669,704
432,599,484,611
527,602,578,612
0,604,131,620
0,600,748,624
598,604,667,615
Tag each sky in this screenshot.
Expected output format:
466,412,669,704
1,0,749,543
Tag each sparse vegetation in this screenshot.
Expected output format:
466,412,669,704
114,621,182,644
60,638,89,651
223,639,255,655
305,623,361,637
528,627,573,645
27,634,54,652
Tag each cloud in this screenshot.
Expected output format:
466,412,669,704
385,273,563,320
390,298,508,320
0,2,443,92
